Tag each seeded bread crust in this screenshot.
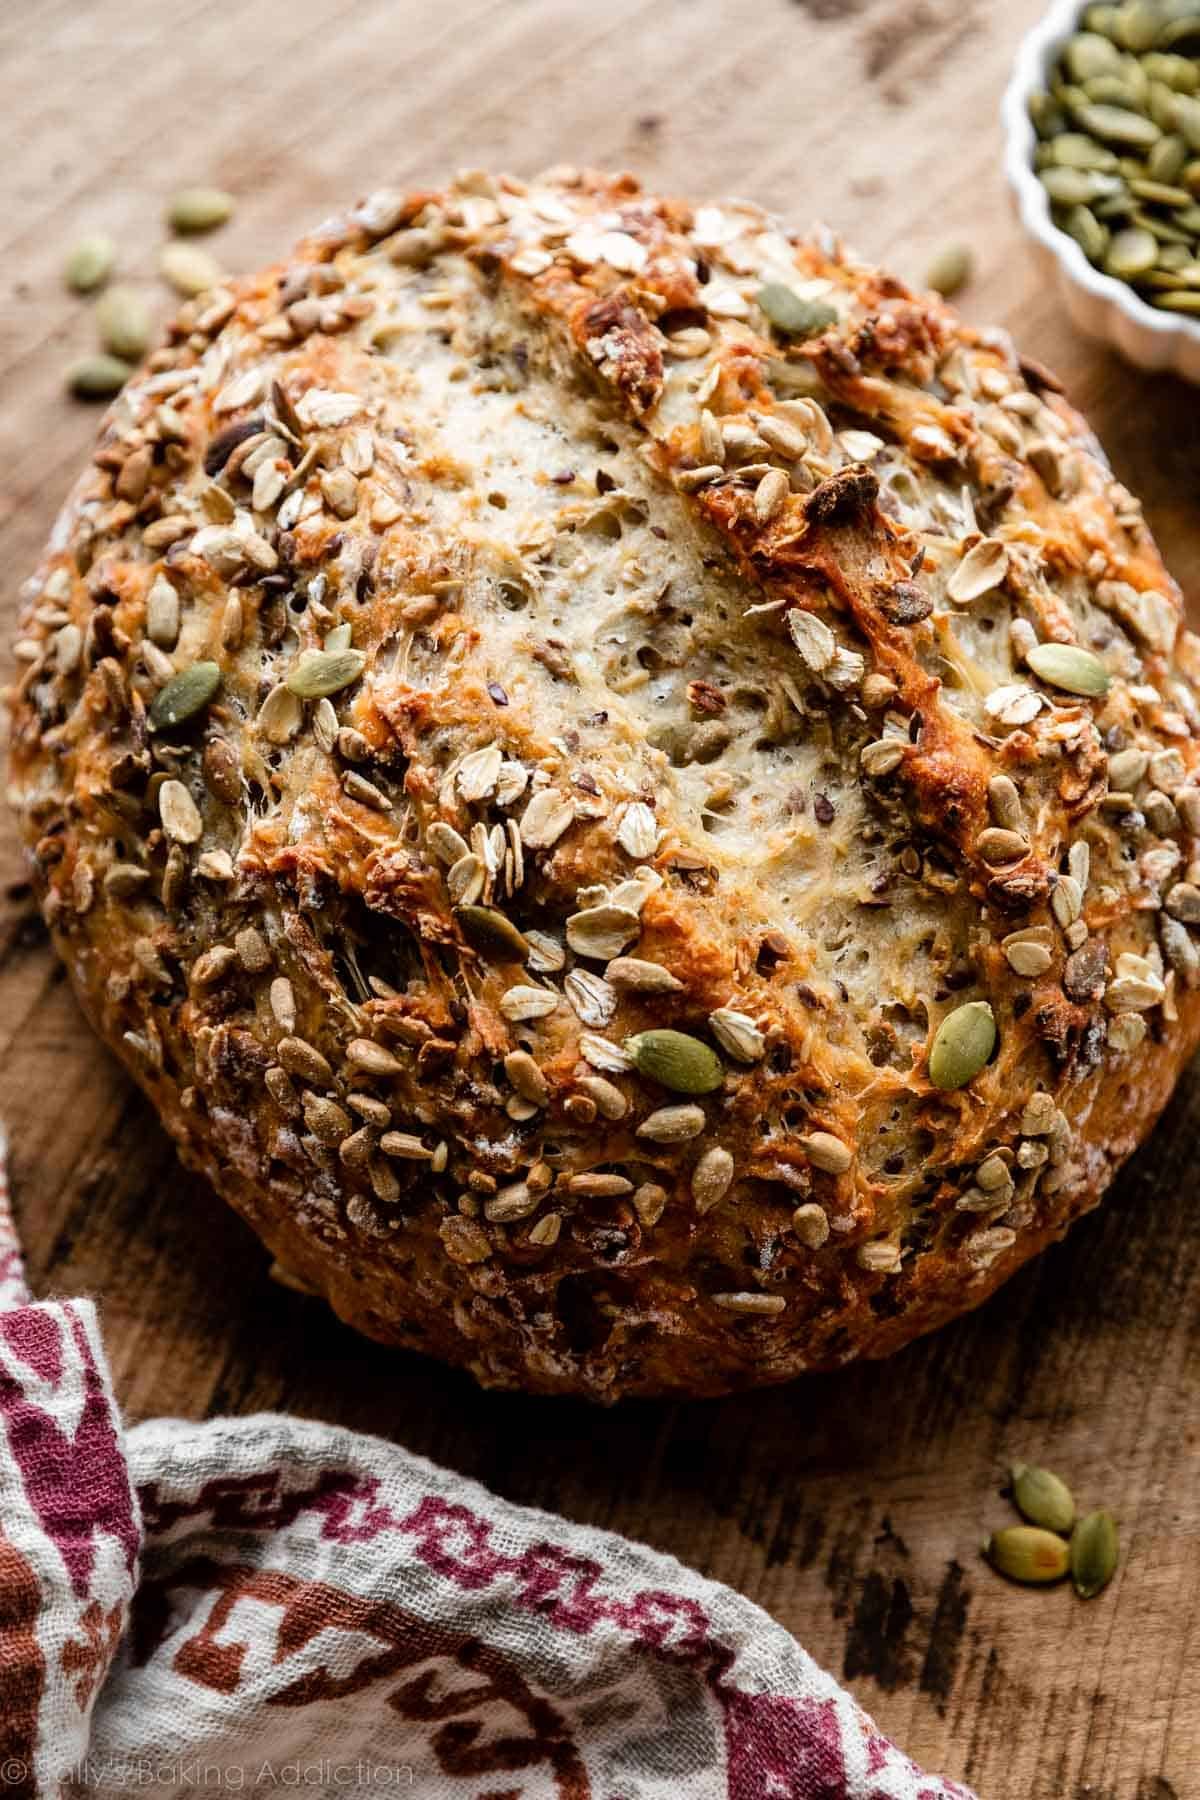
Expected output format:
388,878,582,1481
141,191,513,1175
9,169,1200,1399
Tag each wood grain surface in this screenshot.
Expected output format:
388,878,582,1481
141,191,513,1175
3,1,1200,1792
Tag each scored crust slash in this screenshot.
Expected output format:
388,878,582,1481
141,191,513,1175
8,168,1200,1398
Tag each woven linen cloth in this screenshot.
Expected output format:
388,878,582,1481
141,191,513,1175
0,1140,976,1799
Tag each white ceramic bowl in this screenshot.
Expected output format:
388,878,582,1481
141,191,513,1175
1003,0,1200,382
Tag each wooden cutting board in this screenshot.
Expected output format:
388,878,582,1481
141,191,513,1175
3,1,1199,1791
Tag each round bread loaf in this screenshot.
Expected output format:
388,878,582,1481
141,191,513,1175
9,169,1200,1398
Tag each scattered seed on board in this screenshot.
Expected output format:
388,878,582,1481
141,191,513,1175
95,284,152,360
924,242,972,296
167,186,235,233
1011,1464,1077,1534
1070,1509,1119,1599
66,354,133,399
65,232,116,293
984,1526,1070,1585
160,242,224,297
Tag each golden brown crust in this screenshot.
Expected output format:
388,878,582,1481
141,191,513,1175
8,168,1200,1398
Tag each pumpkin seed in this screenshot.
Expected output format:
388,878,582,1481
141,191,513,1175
95,284,152,360
66,353,134,399
1065,30,1125,81
1104,223,1160,274
924,243,972,296
1070,1509,1119,1598
64,231,116,293
1153,285,1200,308
1144,53,1199,95
1011,1463,1077,1534
1148,129,1190,179
457,904,530,963
1173,91,1200,149
285,648,366,698
167,185,235,233
1051,130,1120,169
983,1525,1070,1585
149,660,221,731
625,1028,724,1094
757,283,837,338
1115,1,1163,53
928,1001,996,1090
1073,102,1162,148
160,242,223,297
1027,642,1112,696
1040,165,1123,204
1065,202,1111,261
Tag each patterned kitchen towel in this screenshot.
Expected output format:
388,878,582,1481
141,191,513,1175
0,1141,976,1799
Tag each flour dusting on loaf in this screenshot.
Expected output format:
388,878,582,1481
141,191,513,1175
9,169,1200,1397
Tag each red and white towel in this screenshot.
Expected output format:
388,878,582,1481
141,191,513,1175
0,1137,975,1798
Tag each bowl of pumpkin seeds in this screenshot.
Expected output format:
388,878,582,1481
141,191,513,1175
1005,0,1200,379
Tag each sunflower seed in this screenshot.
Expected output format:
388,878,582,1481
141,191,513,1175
1012,1463,1077,1534
711,1290,786,1315
796,1130,852,1175
1070,1509,1119,1598
626,1029,724,1094
691,1146,735,1212
792,1203,830,1248
485,1182,538,1223
1026,642,1112,696
636,1103,707,1142
149,660,220,732
754,466,790,522
928,1001,996,1090
708,1007,766,1063
984,1525,1070,1585
857,1240,902,1273
158,779,202,844
1003,928,1054,977
977,826,1029,866
65,232,117,293
1165,880,1200,922
861,739,906,777
605,956,683,994
575,1074,627,1119
503,1049,548,1105
277,1035,333,1084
